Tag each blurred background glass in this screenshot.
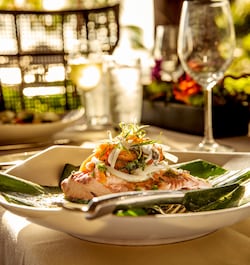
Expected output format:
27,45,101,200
68,40,110,130
153,24,183,82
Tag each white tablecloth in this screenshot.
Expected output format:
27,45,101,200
0,207,249,265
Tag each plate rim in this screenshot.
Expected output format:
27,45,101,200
1,146,250,245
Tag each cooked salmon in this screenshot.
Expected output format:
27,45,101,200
61,124,211,200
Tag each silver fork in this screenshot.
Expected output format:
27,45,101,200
60,190,186,220
210,168,250,186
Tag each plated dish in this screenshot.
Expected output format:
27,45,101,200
0,109,84,144
0,140,249,245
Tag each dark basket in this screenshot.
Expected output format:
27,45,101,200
0,4,120,113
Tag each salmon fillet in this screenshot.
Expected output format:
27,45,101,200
61,124,211,200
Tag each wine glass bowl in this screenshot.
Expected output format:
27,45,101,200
177,0,236,152
154,25,183,82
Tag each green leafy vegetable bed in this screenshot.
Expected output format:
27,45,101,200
0,159,249,216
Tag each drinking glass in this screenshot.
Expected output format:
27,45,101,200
68,40,110,130
177,0,236,152
107,57,143,129
154,25,183,82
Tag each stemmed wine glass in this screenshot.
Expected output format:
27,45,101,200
177,0,236,152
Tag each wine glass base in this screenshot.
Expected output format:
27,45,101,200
194,140,234,153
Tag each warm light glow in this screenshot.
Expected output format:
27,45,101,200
0,39,17,54
23,86,65,97
120,0,154,50
45,66,65,82
14,0,25,8
112,67,140,94
24,73,36,83
78,65,101,89
0,67,21,85
43,0,68,10
20,34,62,52
70,63,102,91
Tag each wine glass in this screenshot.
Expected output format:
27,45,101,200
68,40,110,131
177,0,236,152
153,25,183,82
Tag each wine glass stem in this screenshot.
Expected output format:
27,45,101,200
203,87,215,145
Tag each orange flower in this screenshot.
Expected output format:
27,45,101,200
173,74,202,104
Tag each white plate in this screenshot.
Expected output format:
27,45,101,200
0,109,84,144
1,146,250,246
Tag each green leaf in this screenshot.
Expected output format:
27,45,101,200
183,183,245,212
115,208,147,217
0,172,45,195
177,159,227,179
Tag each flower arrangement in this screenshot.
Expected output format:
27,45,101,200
142,61,250,137
144,59,250,112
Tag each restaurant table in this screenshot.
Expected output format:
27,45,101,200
0,125,250,265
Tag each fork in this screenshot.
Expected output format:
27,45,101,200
60,190,186,220
210,168,250,186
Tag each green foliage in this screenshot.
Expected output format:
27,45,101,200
227,0,250,76
224,76,250,95
231,0,250,37
144,80,173,102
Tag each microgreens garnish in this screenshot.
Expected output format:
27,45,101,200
118,123,149,139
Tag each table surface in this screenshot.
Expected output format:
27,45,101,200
0,124,249,155
0,125,249,265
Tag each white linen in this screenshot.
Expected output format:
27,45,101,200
0,206,250,265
